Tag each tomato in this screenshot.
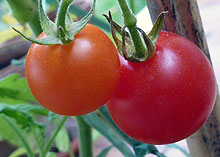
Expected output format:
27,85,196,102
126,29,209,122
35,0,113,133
26,24,120,116
107,31,216,145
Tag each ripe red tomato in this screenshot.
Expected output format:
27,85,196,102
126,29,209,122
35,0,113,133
107,31,216,145
26,24,120,116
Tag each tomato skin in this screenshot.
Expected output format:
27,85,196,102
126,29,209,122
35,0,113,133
107,31,216,145
26,24,120,116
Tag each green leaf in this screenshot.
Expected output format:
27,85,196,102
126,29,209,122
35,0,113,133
95,0,123,26
6,103,48,116
128,0,147,14
97,146,113,157
0,74,36,104
9,147,26,157
55,126,70,152
0,115,23,146
81,113,134,157
0,103,47,130
0,103,47,150
0,114,36,148
46,152,57,157
48,111,58,121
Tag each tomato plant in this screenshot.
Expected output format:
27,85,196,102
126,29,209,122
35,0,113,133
4,0,218,155
107,31,216,145
26,24,120,116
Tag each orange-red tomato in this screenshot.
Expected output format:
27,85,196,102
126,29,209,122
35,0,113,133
26,24,120,116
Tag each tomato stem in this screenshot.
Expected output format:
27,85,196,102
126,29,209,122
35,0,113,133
76,117,93,157
6,0,42,36
32,125,44,156
56,0,73,44
128,0,135,13
104,11,167,62
28,11,43,36
117,0,136,27
42,116,67,157
117,0,148,60
76,116,93,157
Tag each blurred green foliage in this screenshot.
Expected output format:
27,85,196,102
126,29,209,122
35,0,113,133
0,0,10,31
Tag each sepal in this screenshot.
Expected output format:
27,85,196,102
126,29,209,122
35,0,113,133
148,11,168,44
13,0,96,45
38,0,56,35
103,11,168,62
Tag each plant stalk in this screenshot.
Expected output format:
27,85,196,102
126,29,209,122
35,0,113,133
56,0,73,44
69,142,75,157
32,126,44,157
28,11,42,36
42,116,67,157
117,0,136,26
6,0,42,36
129,0,135,13
117,0,147,60
76,116,93,157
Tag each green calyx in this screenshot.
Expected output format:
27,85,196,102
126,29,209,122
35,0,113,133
104,11,168,62
13,0,96,45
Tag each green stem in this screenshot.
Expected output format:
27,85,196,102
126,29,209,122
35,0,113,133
6,0,42,36
32,126,44,157
69,141,75,157
76,116,93,157
28,11,42,36
117,0,136,26
42,116,67,157
129,26,148,59
129,0,135,13
56,0,73,44
2,115,34,157
117,0,147,60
